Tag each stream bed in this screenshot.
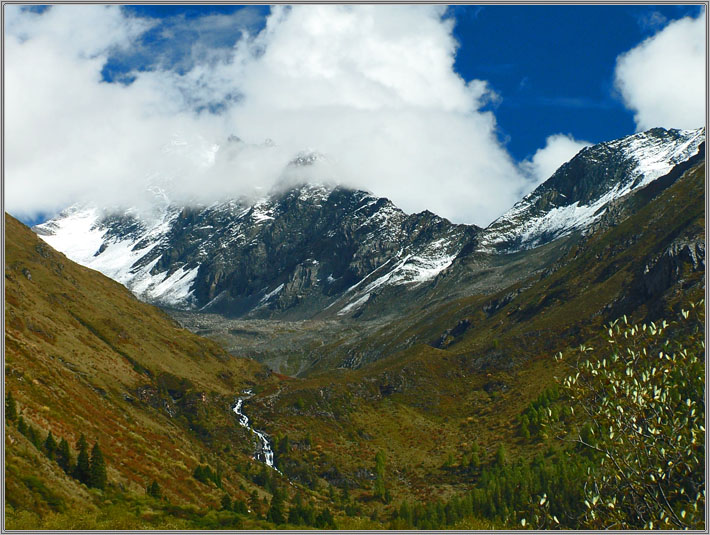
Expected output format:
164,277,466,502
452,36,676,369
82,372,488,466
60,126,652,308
232,394,280,472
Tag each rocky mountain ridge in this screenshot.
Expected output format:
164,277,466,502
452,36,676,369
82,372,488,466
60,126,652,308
35,183,476,319
479,127,704,252
34,126,705,321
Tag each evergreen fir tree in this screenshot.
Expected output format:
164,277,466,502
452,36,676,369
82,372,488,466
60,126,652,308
27,425,41,448
249,490,261,517
495,444,506,467
56,438,72,473
233,499,248,515
374,451,386,501
147,480,161,499
17,416,27,435
89,442,107,489
315,507,335,529
266,489,286,525
193,465,205,483
5,392,17,422
73,434,91,484
221,493,232,511
44,431,57,460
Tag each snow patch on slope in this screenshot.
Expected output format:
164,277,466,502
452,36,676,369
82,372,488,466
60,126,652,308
621,127,704,187
480,127,704,252
336,239,456,315
35,204,199,307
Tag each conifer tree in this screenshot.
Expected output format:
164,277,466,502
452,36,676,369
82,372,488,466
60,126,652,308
266,489,286,524
495,444,506,467
89,442,107,489
17,416,27,436
249,490,261,516
193,465,205,483
315,507,335,529
56,438,72,473
233,499,248,515
147,480,161,499
374,451,386,501
221,493,232,511
44,430,57,460
73,434,91,484
5,392,17,422
27,425,41,448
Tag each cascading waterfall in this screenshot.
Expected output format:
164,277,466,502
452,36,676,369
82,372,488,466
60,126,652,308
232,395,280,472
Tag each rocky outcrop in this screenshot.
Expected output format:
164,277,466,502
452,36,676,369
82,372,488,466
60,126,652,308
36,184,477,319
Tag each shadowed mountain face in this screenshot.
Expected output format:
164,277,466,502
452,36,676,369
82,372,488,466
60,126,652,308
34,127,704,324
35,184,477,319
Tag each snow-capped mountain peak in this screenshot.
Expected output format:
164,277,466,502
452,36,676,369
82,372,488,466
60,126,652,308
479,127,704,252
34,184,475,317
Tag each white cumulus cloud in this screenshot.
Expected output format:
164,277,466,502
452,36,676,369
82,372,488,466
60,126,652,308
520,134,591,185
614,12,706,131
4,4,534,226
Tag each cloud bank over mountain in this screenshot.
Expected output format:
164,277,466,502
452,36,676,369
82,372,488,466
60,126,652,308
4,6,705,225
615,12,705,131
520,134,592,186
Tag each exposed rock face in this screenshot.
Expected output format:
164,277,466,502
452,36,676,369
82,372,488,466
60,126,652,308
642,238,705,299
33,127,705,323
35,184,477,319
479,127,705,252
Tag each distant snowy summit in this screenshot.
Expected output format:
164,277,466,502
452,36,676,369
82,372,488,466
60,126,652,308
34,183,475,318
34,126,704,318
479,127,705,252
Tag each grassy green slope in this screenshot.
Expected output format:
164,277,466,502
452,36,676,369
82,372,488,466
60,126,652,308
244,161,704,523
4,213,289,528
3,158,703,529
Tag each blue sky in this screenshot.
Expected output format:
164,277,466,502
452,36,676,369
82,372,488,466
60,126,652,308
103,4,704,161
449,4,703,160
5,4,706,225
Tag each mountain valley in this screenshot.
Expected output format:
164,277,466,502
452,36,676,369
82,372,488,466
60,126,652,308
5,127,706,529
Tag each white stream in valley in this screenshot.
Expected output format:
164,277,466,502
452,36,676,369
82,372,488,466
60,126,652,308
232,394,280,473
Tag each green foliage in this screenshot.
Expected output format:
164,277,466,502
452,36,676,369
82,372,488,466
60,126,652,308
315,507,336,529
6,391,17,422
545,302,706,529
389,450,590,529
17,415,27,435
43,431,57,460
29,425,42,448
373,450,387,501
266,488,286,525
192,464,221,488
249,490,262,517
288,495,317,526
147,480,162,499
73,434,91,485
495,444,506,467
220,493,231,511
276,434,289,456
20,475,66,512
89,442,107,489
56,438,73,474
518,385,562,439
232,499,248,515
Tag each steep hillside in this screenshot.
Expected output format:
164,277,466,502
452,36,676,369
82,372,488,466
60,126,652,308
4,144,704,529
4,214,294,528
238,158,704,524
